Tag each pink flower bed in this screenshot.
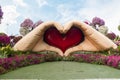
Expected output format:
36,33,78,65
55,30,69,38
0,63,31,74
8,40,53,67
0,53,120,75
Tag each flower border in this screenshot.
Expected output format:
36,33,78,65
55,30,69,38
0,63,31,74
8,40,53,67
0,52,120,74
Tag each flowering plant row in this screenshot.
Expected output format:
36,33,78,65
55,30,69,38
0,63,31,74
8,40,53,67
0,52,120,75
72,53,120,68
0,53,62,74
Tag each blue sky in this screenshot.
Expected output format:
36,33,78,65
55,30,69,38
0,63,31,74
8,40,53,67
0,0,120,35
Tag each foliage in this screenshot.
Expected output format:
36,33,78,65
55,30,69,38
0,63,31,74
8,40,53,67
0,66,6,74
0,33,7,36
0,45,15,58
118,25,120,31
117,46,120,51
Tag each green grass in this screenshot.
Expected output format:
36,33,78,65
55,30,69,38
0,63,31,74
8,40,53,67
0,61,120,79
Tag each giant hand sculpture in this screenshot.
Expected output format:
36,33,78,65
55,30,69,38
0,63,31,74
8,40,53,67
13,21,117,56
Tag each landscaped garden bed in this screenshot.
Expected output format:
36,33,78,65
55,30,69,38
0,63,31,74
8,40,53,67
0,50,120,75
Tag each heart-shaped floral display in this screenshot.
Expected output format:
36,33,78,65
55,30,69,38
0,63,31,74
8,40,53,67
44,26,85,53
13,21,117,56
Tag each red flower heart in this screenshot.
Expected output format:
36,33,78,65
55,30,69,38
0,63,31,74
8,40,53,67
44,27,84,53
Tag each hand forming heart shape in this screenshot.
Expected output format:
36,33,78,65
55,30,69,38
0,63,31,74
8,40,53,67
13,21,117,56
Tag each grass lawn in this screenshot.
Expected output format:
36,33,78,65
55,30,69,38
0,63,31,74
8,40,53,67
0,61,120,79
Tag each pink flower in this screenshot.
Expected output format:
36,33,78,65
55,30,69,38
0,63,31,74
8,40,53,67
84,21,90,25
92,17,105,27
20,18,33,28
32,20,43,29
107,55,120,68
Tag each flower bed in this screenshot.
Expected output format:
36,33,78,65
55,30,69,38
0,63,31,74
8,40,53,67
0,53,62,74
0,52,120,75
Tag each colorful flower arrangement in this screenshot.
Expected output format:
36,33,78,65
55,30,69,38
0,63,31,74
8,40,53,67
19,18,43,36
0,53,62,74
84,17,108,35
0,52,120,75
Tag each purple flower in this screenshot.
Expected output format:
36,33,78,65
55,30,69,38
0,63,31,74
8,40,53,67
0,6,3,24
20,18,33,28
0,35,10,46
0,6,3,18
106,32,116,40
92,17,105,27
106,55,120,68
32,20,43,29
2,58,13,69
114,41,120,46
73,53,107,64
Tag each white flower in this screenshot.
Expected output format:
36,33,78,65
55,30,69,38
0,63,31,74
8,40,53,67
98,26,108,35
19,27,30,36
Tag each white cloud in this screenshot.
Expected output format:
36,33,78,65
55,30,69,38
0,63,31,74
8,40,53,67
1,0,120,35
77,0,120,35
56,4,81,24
2,5,20,24
0,24,7,33
12,0,28,7
55,0,120,35
0,5,20,34
36,0,48,7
